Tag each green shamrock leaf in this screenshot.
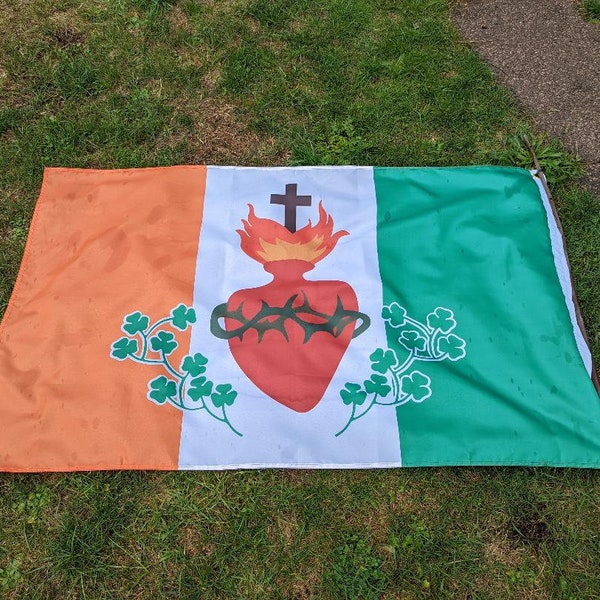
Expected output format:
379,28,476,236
381,303,407,328
171,304,197,331
150,331,178,355
426,307,456,333
369,348,397,373
211,384,237,408
181,353,208,376
398,330,427,352
400,371,431,403
188,376,213,401
364,374,391,397
147,376,177,404
122,311,150,335
110,337,138,360
437,334,466,361
340,382,367,406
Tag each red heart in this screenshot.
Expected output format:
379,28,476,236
225,260,359,412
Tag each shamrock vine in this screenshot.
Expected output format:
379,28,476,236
336,304,466,436
110,304,242,436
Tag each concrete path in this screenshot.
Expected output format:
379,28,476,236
452,0,600,197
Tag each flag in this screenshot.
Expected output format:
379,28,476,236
0,165,598,471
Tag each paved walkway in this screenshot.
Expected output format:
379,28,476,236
452,0,600,197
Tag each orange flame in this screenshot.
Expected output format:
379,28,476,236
237,202,348,265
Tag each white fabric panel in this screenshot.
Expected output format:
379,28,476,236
178,166,401,468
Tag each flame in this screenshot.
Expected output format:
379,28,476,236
237,202,348,265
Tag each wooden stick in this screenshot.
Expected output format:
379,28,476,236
522,135,600,393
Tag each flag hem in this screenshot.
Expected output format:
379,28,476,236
531,170,599,391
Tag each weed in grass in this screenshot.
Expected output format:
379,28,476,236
13,486,52,525
290,119,372,165
326,533,387,600
491,132,584,185
582,0,600,21
0,559,22,594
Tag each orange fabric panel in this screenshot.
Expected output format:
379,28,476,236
0,166,206,471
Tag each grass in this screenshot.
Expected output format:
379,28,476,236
1,0,600,597
580,0,600,22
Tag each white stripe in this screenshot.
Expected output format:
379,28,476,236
178,166,401,468
532,170,593,375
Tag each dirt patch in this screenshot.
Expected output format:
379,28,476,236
508,506,553,549
51,26,85,49
181,97,289,166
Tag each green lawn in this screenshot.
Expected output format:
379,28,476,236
1,1,599,597
581,0,600,22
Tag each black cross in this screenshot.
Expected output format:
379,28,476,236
270,183,312,233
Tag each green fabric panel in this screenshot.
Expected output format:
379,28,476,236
373,166,600,467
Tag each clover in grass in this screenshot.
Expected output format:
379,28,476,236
369,348,397,373
364,374,391,398
398,330,427,352
150,331,178,355
382,303,407,328
340,383,367,406
188,376,214,401
147,376,177,405
111,337,139,360
181,353,208,377
426,307,456,334
436,334,466,361
211,384,237,408
122,311,150,336
171,304,197,331
400,371,432,403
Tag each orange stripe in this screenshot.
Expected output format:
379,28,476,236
0,166,206,471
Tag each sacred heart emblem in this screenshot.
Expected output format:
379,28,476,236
210,184,370,412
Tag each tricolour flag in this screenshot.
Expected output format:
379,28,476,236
1,165,598,471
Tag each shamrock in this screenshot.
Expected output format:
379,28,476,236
188,376,214,401
400,371,431,403
122,311,150,336
147,376,177,404
171,304,197,331
111,337,138,360
150,331,178,355
181,353,208,377
436,334,466,361
340,383,367,406
398,330,427,352
211,384,237,408
369,348,397,373
364,374,391,398
381,303,407,328
426,307,456,333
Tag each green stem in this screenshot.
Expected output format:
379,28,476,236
130,355,164,366
404,316,432,338
175,373,190,410
357,393,378,420
221,408,243,437
390,367,400,402
392,351,414,375
145,317,172,337
161,351,182,379
140,332,148,359
335,402,357,437
427,328,441,358
203,402,243,437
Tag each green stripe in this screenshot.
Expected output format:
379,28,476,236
373,166,600,467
